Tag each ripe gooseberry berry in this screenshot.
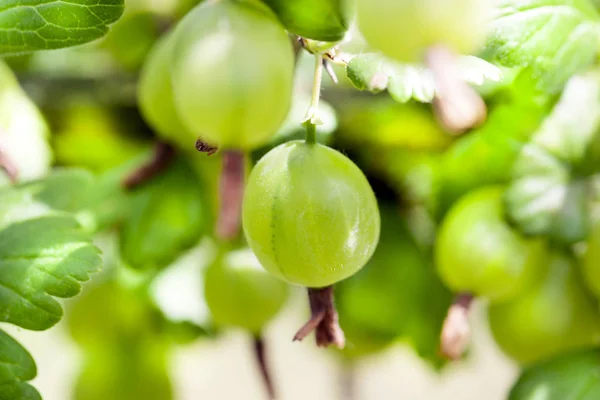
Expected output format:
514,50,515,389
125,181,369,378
435,186,545,303
242,140,380,288
356,0,490,62
170,0,295,150
204,247,289,334
488,252,600,365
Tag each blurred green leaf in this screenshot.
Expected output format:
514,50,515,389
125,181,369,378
52,104,150,172
509,349,600,400
68,279,174,400
505,145,590,243
0,169,94,227
437,73,551,216
0,170,103,331
346,53,502,103
485,0,599,91
505,73,600,243
531,72,600,166
0,329,40,400
338,99,451,151
74,344,172,400
336,205,452,364
0,0,124,55
120,158,208,270
101,12,159,72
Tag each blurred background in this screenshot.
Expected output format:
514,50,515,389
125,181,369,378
2,0,599,399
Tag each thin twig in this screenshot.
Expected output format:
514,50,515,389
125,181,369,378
254,336,276,400
122,142,175,189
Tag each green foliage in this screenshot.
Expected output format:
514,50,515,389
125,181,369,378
437,72,551,214
0,170,103,398
261,0,349,42
509,349,600,400
346,53,503,103
67,279,173,400
0,215,101,330
119,158,208,271
505,73,600,243
485,0,600,91
0,330,40,400
0,0,125,55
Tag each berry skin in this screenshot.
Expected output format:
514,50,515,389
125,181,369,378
138,31,190,148
489,252,600,365
170,0,295,150
435,187,545,303
243,141,380,288
204,247,289,334
356,0,490,62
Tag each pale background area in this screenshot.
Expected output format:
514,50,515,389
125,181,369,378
4,241,519,400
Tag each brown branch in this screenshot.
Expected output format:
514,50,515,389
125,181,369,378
122,142,175,190
216,150,245,240
293,286,345,348
440,292,474,360
254,336,276,400
425,46,487,134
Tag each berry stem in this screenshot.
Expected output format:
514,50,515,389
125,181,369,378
216,150,245,240
304,54,324,145
440,292,474,360
293,286,345,348
425,45,486,134
0,144,18,184
122,142,176,189
253,335,276,400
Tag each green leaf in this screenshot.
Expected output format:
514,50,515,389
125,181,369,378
0,0,125,55
509,348,600,400
505,73,600,243
119,158,209,271
531,72,600,165
0,329,40,400
0,169,94,227
485,0,600,91
0,215,102,330
346,53,503,103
